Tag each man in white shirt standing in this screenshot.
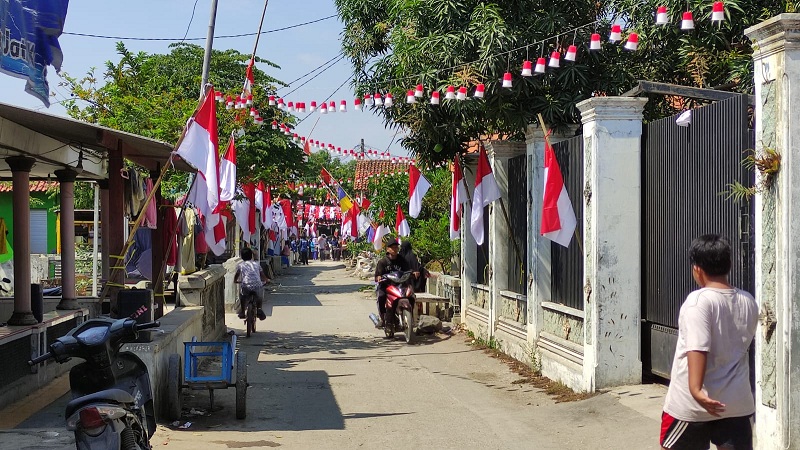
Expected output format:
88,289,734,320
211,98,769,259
660,234,758,450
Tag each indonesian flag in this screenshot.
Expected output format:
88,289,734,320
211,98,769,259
541,140,577,247
450,154,467,240
232,189,253,243
218,134,236,203
242,183,257,236
320,167,333,186
303,139,312,156
255,181,273,230
242,58,255,98
396,204,410,237
373,223,390,250
348,201,361,237
470,146,501,246
176,89,226,255
408,164,431,218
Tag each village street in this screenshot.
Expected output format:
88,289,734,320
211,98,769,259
1,260,665,449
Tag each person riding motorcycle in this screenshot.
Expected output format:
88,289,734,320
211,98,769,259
374,238,419,328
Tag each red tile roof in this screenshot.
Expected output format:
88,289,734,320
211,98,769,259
0,181,59,193
354,159,410,190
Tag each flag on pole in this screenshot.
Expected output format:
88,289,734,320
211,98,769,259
408,165,431,218
242,183,257,237
470,146,501,246
373,224,390,250
541,140,577,247
320,167,333,186
176,88,226,255
396,204,410,237
218,134,237,203
450,154,467,240
255,181,273,230
242,58,255,99
338,186,353,212
232,190,252,243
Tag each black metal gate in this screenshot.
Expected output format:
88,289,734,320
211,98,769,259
507,154,527,293
642,95,755,378
551,136,585,310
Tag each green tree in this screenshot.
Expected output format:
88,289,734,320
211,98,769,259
335,0,630,162
336,0,799,162
363,165,455,265
60,42,304,199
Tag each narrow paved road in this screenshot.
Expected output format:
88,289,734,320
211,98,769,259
3,259,665,449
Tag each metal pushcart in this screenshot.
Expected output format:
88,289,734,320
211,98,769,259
167,334,247,420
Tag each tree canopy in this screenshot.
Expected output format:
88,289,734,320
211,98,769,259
60,42,307,199
335,0,799,162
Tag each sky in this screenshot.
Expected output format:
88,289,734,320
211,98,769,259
0,0,404,157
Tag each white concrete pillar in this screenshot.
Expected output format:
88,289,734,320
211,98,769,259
525,127,579,342
576,97,647,390
745,14,800,449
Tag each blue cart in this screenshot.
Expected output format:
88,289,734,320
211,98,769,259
166,334,247,420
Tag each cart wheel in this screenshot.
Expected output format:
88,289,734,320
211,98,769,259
167,354,183,421
235,351,247,419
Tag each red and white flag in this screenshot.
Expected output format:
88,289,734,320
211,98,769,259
450,154,467,240
255,181,273,230
408,165,431,218
176,89,226,255
242,58,255,99
396,204,410,237
372,223,390,250
232,191,252,243
218,134,236,203
470,146,501,246
541,140,576,247
243,183,257,237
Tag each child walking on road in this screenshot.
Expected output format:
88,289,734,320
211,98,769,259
660,234,758,450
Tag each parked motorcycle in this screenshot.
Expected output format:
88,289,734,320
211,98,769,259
381,270,416,344
28,317,160,450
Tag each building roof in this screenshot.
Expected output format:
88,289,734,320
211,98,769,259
0,180,58,193
0,101,191,180
353,159,410,190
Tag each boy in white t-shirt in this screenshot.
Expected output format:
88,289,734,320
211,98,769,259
660,234,758,450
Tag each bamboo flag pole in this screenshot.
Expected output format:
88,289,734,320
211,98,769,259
537,113,583,254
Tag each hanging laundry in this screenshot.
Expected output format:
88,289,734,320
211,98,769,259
162,201,178,266
125,228,153,280
143,179,158,229
180,208,196,274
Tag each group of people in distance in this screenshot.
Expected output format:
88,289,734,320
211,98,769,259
284,234,343,265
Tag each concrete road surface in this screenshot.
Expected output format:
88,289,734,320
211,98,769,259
1,259,665,449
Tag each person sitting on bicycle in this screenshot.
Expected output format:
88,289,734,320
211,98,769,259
373,238,418,328
234,247,269,321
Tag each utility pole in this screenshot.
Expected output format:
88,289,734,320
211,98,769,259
200,0,219,98
360,138,365,157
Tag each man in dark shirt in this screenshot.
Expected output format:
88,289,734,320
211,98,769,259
374,238,414,327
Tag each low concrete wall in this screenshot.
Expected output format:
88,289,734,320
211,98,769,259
178,265,227,342
122,306,204,421
222,257,241,313
0,309,89,408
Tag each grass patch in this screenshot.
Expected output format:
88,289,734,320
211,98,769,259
465,334,596,403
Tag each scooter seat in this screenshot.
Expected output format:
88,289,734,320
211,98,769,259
65,388,135,418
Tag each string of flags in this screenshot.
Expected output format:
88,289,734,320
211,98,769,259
215,2,729,127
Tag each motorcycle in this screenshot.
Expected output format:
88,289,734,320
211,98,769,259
380,270,416,344
28,317,161,450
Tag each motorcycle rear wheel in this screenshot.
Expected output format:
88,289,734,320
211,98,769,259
403,310,414,344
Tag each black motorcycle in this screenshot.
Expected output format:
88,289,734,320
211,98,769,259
29,317,160,450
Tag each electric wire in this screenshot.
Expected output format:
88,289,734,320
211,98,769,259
61,15,337,41
181,0,201,42
281,54,345,98
278,53,344,91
